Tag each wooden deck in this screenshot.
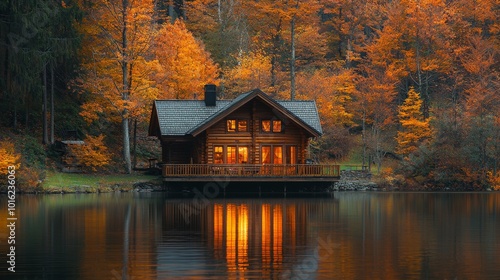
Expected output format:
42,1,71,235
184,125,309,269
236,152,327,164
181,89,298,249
161,164,341,182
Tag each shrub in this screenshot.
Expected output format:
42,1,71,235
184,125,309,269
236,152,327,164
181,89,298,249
71,134,111,172
0,139,21,175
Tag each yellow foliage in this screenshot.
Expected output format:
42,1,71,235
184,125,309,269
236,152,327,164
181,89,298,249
155,20,220,99
71,135,111,172
77,0,159,124
224,50,272,95
0,140,21,176
396,87,432,155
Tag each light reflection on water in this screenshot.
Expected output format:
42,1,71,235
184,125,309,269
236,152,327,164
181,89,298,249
0,192,499,279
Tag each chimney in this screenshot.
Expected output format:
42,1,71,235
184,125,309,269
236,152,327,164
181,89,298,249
204,84,216,106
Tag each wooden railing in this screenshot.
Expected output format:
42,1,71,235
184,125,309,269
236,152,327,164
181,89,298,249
162,164,340,177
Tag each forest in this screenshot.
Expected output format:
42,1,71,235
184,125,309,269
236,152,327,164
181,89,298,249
0,0,498,190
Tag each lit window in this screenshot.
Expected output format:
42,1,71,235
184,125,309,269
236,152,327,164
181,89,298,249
238,147,248,163
227,120,236,132
272,120,282,132
286,146,297,164
262,146,271,164
273,146,283,164
214,146,224,164
227,146,237,164
262,119,283,133
262,120,271,132
238,120,248,132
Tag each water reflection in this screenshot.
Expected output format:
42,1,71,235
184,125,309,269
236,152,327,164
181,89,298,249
0,193,499,279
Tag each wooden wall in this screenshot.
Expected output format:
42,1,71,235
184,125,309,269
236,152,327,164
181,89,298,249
204,100,310,164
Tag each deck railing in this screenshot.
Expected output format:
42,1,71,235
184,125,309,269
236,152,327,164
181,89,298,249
162,164,340,177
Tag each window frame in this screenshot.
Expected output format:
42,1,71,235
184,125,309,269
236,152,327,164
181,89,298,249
261,119,284,133
226,119,249,133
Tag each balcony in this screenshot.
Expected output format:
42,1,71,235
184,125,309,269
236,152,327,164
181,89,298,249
161,164,341,182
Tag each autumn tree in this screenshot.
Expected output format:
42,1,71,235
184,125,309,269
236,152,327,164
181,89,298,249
460,36,500,185
396,87,432,156
0,140,21,176
224,50,272,97
78,0,158,173
296,68,356,160
71,135,111,172
353,72,397,172
154,20,219,99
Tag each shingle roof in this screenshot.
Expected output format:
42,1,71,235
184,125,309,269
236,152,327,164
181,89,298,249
152,90,322,136
277,100,322,134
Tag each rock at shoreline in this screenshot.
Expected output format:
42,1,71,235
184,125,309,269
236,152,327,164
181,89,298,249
331,170,378,191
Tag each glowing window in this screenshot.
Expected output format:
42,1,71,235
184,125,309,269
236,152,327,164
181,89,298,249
227,146,237,164
286,146,297,164
273,146,283,164
238,147,248,163
237,120,248,132
214,146,224,164
272,120,282,132
262,146,271,164
261,120,271,132
227,120,237,132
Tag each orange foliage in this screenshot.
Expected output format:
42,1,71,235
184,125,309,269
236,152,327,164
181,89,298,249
154,20,220,99
296,69,356,127
77,0,159,123
224,50,272,96
0,140,21,176
396,87,432,155
488,172,500,191
71,135,111,172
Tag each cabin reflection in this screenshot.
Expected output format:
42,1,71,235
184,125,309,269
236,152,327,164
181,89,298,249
162,199,314,277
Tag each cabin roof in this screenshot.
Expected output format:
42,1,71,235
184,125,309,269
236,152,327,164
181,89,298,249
149,89,322,137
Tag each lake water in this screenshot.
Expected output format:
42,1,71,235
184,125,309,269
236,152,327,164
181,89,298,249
1,192,499,279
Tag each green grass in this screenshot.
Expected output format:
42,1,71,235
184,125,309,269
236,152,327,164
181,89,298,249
43,171,160,188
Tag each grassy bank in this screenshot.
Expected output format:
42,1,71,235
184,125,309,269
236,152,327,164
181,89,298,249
40,172,162,193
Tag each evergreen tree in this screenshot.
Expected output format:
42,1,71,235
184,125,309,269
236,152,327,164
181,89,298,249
396,87,432,156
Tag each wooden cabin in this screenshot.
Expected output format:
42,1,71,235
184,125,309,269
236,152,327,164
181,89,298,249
148,86,340,182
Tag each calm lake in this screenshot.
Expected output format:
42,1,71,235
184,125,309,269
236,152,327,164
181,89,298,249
1,192,499,279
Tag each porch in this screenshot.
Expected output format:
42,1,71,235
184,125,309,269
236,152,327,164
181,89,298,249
161,163,341,182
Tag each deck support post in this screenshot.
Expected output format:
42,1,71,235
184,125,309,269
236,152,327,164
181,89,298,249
284,183,287,198
259,185,261,197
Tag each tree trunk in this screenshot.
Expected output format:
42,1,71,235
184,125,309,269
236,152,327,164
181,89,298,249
362,110,366,169
42,64,49,145
290,16,296,100
50,64,55,144
122,0,132,174
169,0,175,23
133,118,137,169
123,117,132,174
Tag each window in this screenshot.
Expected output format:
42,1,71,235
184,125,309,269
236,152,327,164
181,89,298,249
261,119,283,133
227,120,237,132
227,119,248,132
286,146,297,164
238,147,248,163
214,145,249,164
261,120,271,132
273,146,283,164
214,146,224,164
272,120,282,132
227,146,237,164
262,146,271,164
237,120,248,132
261,145,297,164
